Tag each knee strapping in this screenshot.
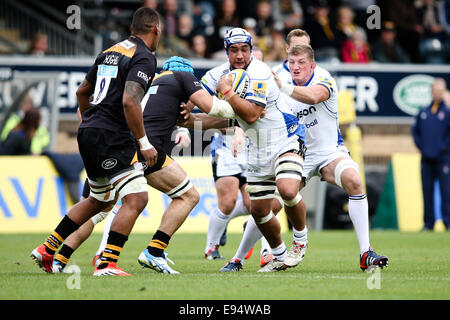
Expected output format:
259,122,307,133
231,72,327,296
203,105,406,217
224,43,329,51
334,158,359,188
254,211,274,224
283,192,302,207
275,155,303,181
166,176,193,198
114,171,148,199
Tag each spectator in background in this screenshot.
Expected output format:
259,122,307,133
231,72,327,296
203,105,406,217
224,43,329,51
341,27,371,63
0,94,50,155
0,107,41,155
412,77,450,231
335,4,357,40
416,0,446,40
271,0,303,33
28,32,50,56
161,0,179,37
209,0,241,55
303,0,344,61
190,33,211,58
142,0,159,10
264,21,287,62
371,21,411,63
383,0,423,62
254,0,274,39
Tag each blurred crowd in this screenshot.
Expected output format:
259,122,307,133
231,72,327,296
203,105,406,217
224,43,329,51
137,0,450,63
15,0,450,63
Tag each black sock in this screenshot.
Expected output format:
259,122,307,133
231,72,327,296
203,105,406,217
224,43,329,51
147,230,171,257
97,231,128,269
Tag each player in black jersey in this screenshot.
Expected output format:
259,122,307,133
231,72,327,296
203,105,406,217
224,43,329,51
49,56,237,274
30,7,162,276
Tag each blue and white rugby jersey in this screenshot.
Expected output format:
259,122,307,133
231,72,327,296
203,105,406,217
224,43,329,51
275,62,344,156
202,57,305,173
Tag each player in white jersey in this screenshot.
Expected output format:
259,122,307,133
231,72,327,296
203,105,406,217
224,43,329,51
200,46,252,261
273,44,388,271
194,27,308,272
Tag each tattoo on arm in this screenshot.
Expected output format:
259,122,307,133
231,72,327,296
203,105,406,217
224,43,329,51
124,81,145,105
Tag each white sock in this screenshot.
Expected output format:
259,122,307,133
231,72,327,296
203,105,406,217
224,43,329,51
205,206,230,253
233,217,262,262
96,205,119,255
271,241,287,262
228,198,249,219
348,194,371,254
260,236,271,255
293,226,308,244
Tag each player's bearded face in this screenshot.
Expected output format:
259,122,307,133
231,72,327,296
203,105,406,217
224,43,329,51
289,54,315,85
228,44,252,70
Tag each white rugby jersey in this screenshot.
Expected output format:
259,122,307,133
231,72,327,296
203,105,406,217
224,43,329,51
201,57,304,173
273,61,344,156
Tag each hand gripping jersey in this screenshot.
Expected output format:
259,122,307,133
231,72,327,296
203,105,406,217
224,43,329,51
202,57,305,177
274,62,344,157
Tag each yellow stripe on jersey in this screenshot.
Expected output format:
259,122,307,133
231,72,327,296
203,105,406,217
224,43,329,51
152,71,173,82
103,43,137,58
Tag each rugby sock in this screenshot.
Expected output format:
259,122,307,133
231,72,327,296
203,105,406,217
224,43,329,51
54,244,74,267
348,194,371,254
233,217,262,262
271,241,287,262
97,231,128,269
205,206,230,253
293,226,308,243
44,215,79,255
147,230,171,257
260,236,271,255
227,199,249,219
96,206,118,256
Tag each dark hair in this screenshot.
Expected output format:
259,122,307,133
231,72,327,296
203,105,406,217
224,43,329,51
131,7,160,35
14,107,41,140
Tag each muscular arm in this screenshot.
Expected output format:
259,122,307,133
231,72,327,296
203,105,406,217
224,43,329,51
76,79,94,114
122,80,147,140
272,70,330,105
290,85,330,105
218,73,263,124
223,92,264,124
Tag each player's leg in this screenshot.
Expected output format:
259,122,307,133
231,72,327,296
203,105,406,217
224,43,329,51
274,152,308,268
53,180,116,272
321,156,388,271
94,203,121,265
138,158,199,274
30,187,113,273
205,176,240,258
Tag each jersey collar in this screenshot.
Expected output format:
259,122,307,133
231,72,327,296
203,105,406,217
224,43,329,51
293,71,315,87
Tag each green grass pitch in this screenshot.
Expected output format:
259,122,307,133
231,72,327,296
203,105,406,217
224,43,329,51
1,230,449,300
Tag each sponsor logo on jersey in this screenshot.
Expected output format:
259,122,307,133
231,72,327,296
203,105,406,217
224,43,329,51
97,64,118,78
305,119,318,128
101,158,118,170
253,82,266,100
296,106,317,119
137,71,149,83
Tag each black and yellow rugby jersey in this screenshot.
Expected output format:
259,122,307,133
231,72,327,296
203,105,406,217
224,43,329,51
80,35,156,133
141,71,202,149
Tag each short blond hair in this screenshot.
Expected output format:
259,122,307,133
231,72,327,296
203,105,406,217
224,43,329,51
286,29,311,46
288,44,315,62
